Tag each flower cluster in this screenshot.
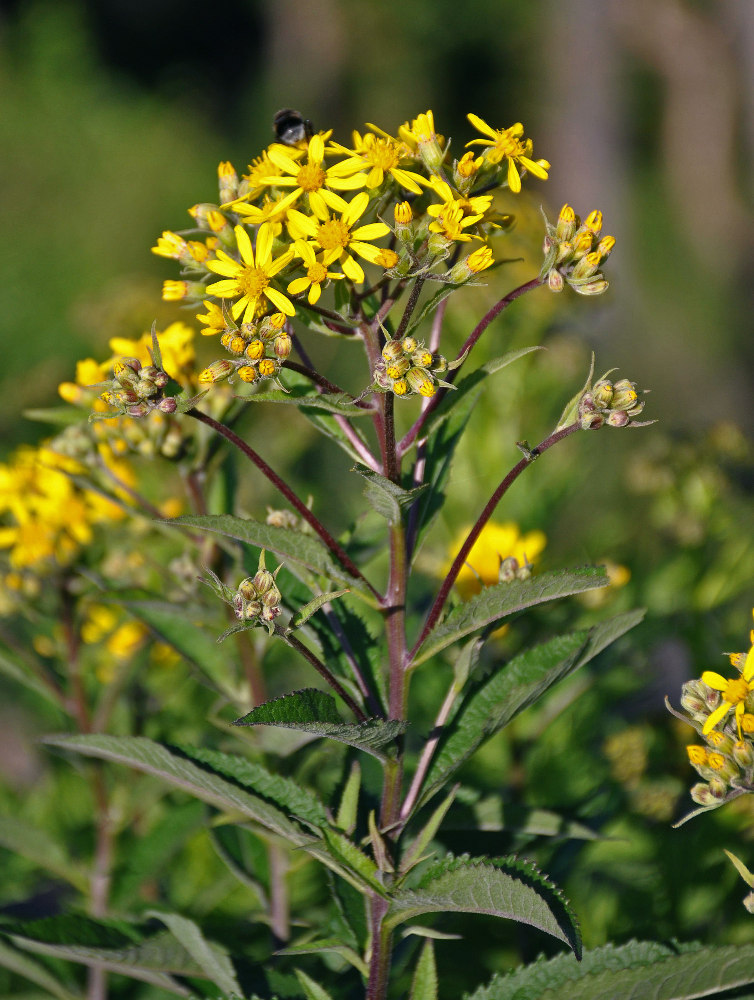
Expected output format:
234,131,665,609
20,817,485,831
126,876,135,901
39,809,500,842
540,204,615,296
233,567,283,626
671,610,754,811
152,110,552,399
578,375,648,429
373,336,459,399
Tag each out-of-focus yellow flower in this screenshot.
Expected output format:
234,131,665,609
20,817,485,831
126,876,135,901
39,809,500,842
702,611,754,739
444,521,546,599
107,322,196,386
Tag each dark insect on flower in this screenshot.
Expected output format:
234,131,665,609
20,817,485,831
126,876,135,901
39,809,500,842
273,108,314,146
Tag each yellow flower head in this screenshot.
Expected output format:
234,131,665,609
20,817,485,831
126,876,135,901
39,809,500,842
466,114,549,194
286,192,390,285
287,240,344,305
330,131,427,195
206,223,295,323
702,610,754,739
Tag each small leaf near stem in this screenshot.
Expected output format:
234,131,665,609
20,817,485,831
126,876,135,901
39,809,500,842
274,628,367,722
410,422,580,661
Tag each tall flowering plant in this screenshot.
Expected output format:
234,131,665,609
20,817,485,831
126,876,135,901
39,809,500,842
2,109,753,1000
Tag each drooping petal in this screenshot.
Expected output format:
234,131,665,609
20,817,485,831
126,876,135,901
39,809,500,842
703,700,733,734
341,253,365,284
507,159,522,194
307,282,322,304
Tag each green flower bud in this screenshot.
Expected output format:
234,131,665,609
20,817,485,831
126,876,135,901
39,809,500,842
732,739,754,769
244,600,263,619
252,570,275,595
238,577,257,600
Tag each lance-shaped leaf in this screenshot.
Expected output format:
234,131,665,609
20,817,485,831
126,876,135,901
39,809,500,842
43,734,310,846
386,854,581,958
463,940,754,1000
234,689,407,761
420,611,643,804
23,406,91,427
0,937,82,1000
166,514,365,593
410,940,438,1000
319,827,387,896
278,939,368,978
352,465,429,523
147,911,241,996
287,589,350,631
295,968,338,1000
0,647,62,709
174,744,328,828
412,567,610,666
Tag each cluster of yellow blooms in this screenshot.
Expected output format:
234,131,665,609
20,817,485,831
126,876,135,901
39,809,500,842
676,610,754,810
152,110,551,397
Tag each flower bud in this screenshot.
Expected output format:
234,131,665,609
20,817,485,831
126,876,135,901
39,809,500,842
705,730,734,755
252,569,275,595
244,339,265,360
547,269,564,292
584,209,603,234
412,349,434,369
386,357,410,380
238,577,257,600
274,333,292,359
225,335,245,355
573,277,609,296
376,248,400,269
258,359,278,378
406,367,436,398
392,378,409,396
606,410,630,428
555,204,577,242
157,397,178,414
401,337,418,355
732,739,754,769
218,160,239,204
431,353,448,374
690,783,716,806
706,751,739,782
198,360,235,384
244,600,263,619
382,339,404,363
262,586,282,608
126,402,151,418
237,365,258,383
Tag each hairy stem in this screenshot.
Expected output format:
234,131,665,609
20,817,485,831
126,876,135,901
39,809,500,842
410,422,580,660
366,893,392,1000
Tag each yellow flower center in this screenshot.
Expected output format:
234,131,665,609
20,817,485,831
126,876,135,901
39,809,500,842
488,130,525,164
307,262,328,284
366,137,400,171
237,265,270,298
724,677,750,704
297,162,326,192
316,218,351,252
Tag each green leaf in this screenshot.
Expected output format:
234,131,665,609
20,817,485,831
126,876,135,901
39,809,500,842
43,734,310,847
0,816,88,892
450,796,600,841
352,465,429,523
295,968,337,1000
277,939,368,977
463,940,754,1000
336,761,361,834
23,406,90,427
410,940,438,1000
0,937,82,1000
0,646,64,709
320,828,386,896
234,689,407,761
147,911,241,996
412,567,611,666
9,928,195,996
724,849,754,888
387,854,581,957
288,589,350,631
236,384,370,416
166,514,365,593
174,744,329,828
421,611,643,803
401,787,458,874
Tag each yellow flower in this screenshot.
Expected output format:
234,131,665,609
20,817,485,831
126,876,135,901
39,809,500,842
260,133,367,220
195,301,227,336
444,521,547,599
466,114,549,193
107,322,196,385
286,192,390,284
287,240,344,305
206,222,295,322
330,131,427,195
702,615,754,738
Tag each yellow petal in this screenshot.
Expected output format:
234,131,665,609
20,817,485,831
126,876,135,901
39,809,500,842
235,225,255,266
701,670,730,692
703,700,732,734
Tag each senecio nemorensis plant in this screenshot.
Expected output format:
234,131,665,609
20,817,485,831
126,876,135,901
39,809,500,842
5,108,754,1000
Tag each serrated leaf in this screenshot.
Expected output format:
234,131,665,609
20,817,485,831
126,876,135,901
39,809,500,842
320,828,386,896
0,816,88,891
352,465,429,523
413,567,610,666
147,911,241,996
421,611,643,804
463,940,754,1000
295,968,337,1000
234,689,407,761
410,939,437,1000
9,929,195,996
174,744,328,828
288,589,350,631
165,514,364,593
387,854,581,957
236,384,370,416
43,734,310,846
277,938,368,977
0,937,82,1000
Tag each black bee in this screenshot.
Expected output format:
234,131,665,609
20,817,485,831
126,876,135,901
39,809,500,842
273,108,314,146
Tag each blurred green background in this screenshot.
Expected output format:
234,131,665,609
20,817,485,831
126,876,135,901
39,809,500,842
2,0,754,991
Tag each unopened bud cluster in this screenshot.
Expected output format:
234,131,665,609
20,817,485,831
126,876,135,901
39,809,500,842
100,357,179,418
497,555,532,583
540,205,614,296
373,337,459,399
579,376,647,429
233,568,283,625
199,312,289,388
